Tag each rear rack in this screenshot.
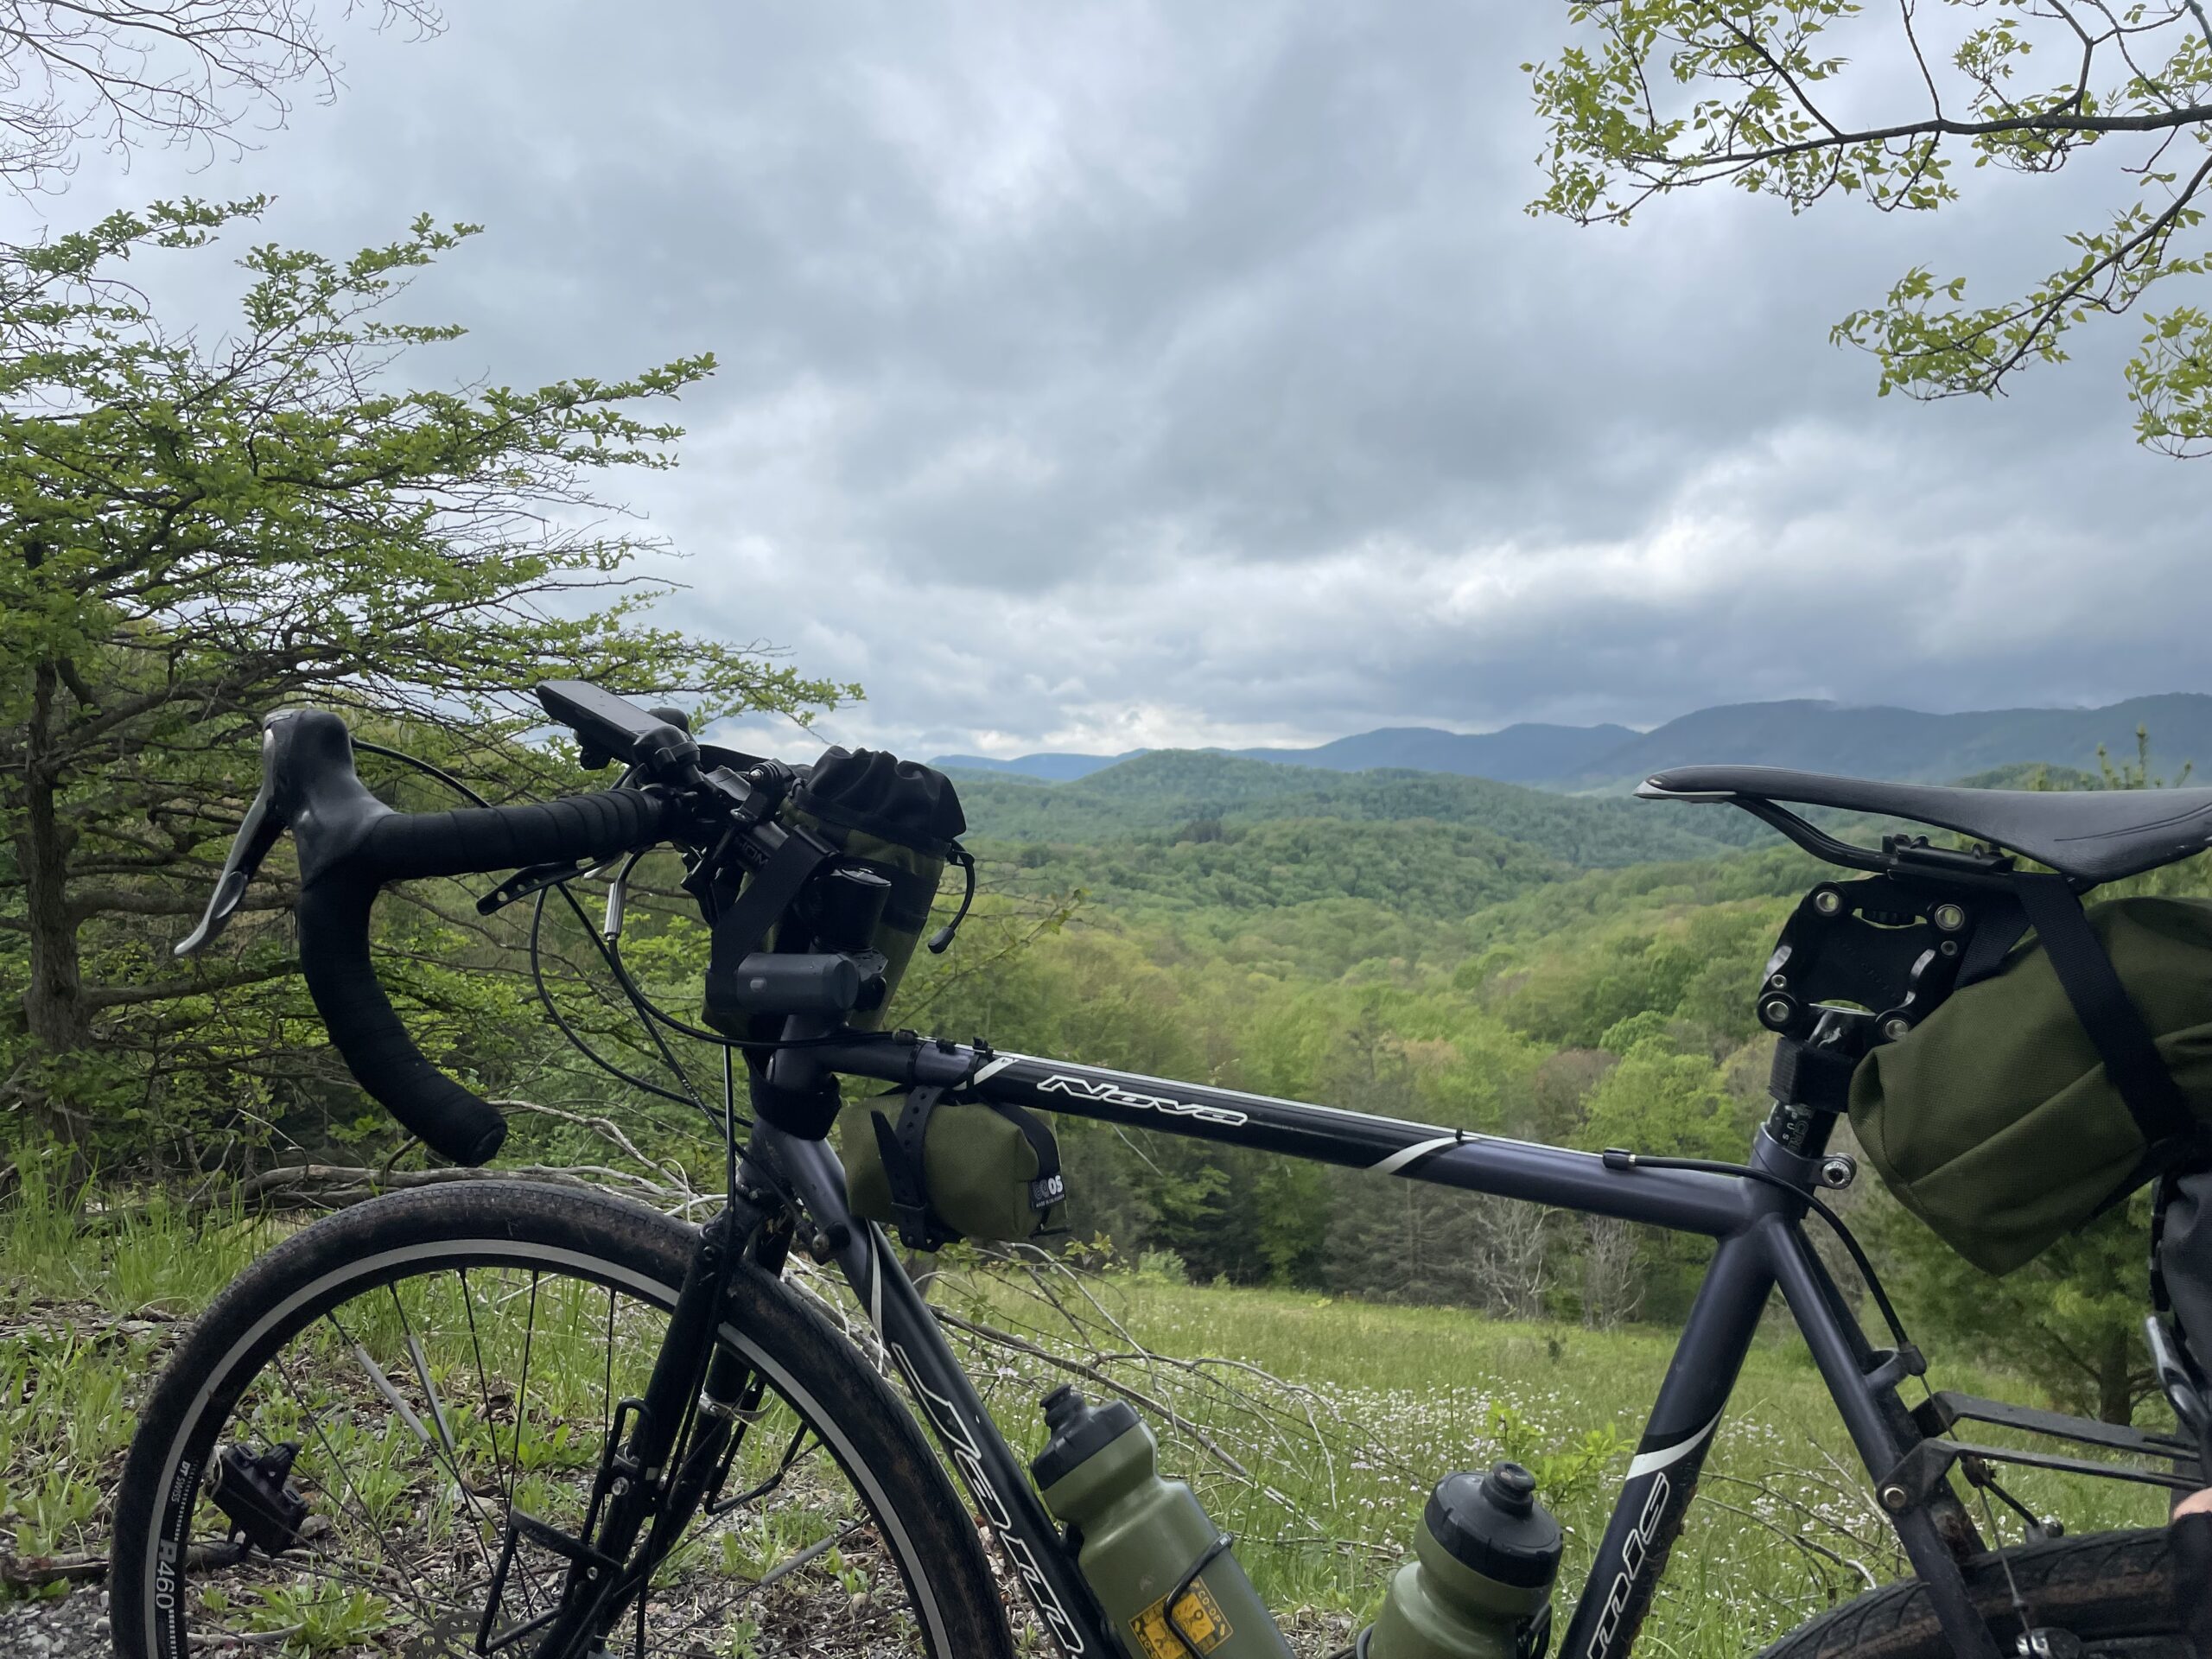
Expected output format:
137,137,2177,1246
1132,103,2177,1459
1886,1390,2204,1503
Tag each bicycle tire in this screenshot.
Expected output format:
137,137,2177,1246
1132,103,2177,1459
109,1180,1015,1659
1757,1526,2197,1658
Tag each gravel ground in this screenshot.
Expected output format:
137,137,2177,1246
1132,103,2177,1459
0,1576,1362,1658
2,1585,110,1658
0,1582,1359,1658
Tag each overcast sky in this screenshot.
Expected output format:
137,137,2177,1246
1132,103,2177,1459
16,2,2209,758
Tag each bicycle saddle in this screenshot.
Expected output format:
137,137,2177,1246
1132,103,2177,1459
1638,765,2212,885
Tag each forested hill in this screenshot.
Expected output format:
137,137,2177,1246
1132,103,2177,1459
913,738,2210,1419
947,750,1745,868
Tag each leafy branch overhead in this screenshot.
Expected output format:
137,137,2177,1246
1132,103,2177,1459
0,0,448,190
1528,0,2212,454
0,198,855,1158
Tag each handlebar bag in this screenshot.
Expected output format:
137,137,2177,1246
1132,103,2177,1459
785,747,966,1030
1850,895,2212,1275
842,1089,1068,1249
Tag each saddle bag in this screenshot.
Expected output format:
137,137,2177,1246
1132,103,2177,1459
1851,895,2212,1276
842,1089,1068,1249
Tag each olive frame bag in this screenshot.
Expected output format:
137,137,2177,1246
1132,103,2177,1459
842,1087,1069,1250
1851,893,2212,1276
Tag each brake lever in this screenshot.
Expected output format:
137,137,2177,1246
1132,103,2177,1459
175,719,294,957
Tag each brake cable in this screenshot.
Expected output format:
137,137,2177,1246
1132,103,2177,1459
1600,1148,1917,1357
353,738,723,1126
528,882,715,1117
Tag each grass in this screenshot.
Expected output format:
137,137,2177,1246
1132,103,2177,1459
0,1178,2179,1658
921,1256,2172,1656
0,1166,286,1585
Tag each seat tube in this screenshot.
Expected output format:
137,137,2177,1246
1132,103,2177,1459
1560,1226,1774,1659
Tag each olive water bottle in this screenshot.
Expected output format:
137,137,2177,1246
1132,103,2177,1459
1360,1462,1562,1659
1030,1385,1293,1659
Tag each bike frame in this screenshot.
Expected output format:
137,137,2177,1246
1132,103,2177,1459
726,1039,2112,1659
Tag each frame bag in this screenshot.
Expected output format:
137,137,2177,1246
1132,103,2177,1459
843,1088,1068,1249
1850,890,2212,1277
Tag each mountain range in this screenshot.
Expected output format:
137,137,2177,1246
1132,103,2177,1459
949,748,1751,868
933,694,2211,791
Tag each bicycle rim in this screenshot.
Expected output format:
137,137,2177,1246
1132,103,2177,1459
120,1219,970,1659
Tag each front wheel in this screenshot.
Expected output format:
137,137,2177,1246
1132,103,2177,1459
109,1180,1015,1659
1758,1526,2200,1658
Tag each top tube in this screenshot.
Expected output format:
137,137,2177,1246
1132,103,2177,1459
813,1037,1761,1238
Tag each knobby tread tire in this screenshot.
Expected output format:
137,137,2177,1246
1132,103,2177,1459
108,1180,1015,1659
1758,1525,2196,1659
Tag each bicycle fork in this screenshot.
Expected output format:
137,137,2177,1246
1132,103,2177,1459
490,1204,772,1659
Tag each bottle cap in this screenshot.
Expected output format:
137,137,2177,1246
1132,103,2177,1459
1423,1461,1563,1589
1029,1386,1141,1488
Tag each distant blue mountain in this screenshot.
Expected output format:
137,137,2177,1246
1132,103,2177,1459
932,749,1147,782
1566,695,2212,786
932,724,1632,785
1229,722,1637,783
931,695,2212,791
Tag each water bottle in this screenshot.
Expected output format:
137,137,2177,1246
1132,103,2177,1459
1029,1385,1294,1659
1360,1462,1562,1659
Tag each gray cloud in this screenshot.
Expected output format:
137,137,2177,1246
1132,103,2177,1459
14,0,2207,758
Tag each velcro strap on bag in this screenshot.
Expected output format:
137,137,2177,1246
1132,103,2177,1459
2017,874,2212,1204
702,829,836,1033
874,1086,946,1250
1001,1099,1067,1215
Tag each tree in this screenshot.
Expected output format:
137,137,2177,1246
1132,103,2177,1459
0,199,851,1163
1529,2,2212,454
1881,1194,2158,1424
0,0,439,190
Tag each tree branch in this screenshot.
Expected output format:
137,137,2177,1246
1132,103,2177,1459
79,958,298,1009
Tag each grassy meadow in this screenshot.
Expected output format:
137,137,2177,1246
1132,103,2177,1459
929,1258,2167,1656
0,1176,2168,1659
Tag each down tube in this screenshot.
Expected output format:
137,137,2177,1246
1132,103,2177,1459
1560,1226,1774,1659
753,1128,1114,1659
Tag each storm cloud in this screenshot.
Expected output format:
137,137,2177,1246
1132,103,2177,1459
16,1,2206,757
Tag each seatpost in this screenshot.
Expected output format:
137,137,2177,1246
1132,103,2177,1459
1762,1011,1865,1158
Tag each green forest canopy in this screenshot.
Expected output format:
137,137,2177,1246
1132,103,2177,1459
904,734,2208,1424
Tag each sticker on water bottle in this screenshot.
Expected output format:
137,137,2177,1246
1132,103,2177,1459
1130,1577,1231,1659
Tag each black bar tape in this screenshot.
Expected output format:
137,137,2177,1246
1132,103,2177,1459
356,789,672,883
297,787,677,1165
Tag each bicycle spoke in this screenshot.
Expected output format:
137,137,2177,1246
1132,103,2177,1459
264,1344,449,1639
378,1282,518,1598
603,1283,617,1449
132,1215,944,1659
510,1270,540,1514
454,1265,555,1628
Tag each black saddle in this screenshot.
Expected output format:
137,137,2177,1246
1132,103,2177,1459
1639,765,2212,885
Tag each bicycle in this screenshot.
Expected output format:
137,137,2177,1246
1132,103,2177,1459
108,680,2212,1659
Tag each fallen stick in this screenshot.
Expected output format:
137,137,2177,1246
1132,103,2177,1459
1,1537,245,1587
